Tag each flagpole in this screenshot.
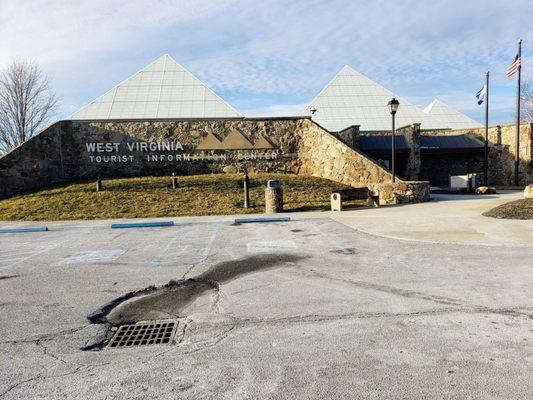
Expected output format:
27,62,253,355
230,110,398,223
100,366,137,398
484,71,489,186
514,38,522,186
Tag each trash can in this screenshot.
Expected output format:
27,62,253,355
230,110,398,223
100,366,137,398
265,180,283,214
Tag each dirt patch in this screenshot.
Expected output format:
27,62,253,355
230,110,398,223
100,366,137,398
482,198,533,220
88,253,305,327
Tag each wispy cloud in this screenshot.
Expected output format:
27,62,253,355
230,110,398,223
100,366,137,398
1,0,531,123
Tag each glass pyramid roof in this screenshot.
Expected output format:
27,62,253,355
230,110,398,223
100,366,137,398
304,66,445,132
423,99,482,130
70,54,241,120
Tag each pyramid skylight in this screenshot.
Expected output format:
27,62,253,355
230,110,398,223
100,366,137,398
70,54,241,120
423,99,482,130
304,66,444,132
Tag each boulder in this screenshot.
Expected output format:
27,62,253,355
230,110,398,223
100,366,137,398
222,165,237,174
396,182,408,192
524,184,533,199
475,186,497,195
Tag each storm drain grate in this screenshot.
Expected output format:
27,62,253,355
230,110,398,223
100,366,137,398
107,320,178,349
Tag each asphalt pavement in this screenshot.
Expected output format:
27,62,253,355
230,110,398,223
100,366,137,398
1,199,532,399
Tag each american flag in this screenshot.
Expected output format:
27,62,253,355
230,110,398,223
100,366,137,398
506,55,521,78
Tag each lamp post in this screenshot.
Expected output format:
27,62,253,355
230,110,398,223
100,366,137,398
387,98,400,182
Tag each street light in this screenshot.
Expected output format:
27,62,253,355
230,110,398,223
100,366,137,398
387,98,400,182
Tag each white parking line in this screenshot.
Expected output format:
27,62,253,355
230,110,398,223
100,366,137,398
148,223,193,268
304,220,354,255
0,239,70,272
247,240,298,252
61,249,125,264
197,220,224,263
149,220,224,268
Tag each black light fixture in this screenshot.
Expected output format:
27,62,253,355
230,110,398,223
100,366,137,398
310,107,317,115
387,98,400,182
387,98,399,114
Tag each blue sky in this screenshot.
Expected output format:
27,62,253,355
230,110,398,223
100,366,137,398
1,0,531,125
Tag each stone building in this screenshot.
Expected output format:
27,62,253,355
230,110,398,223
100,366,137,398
0,54,531,204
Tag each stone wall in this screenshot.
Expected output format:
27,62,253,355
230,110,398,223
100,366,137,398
401,124,422,180
0,117,431,205
0,118,302,198
423,123,533,186
297,119,392,186
372,181,430,204
334,125,359,148
351,124,422,181
296,119,430,204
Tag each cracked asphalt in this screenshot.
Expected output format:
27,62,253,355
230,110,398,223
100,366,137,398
0,215,532,399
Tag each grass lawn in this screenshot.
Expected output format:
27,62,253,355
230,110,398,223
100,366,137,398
483,198,533,220
0,173,363,221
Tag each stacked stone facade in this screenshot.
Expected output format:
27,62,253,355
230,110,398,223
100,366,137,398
424,123,533,186
0,117,430,205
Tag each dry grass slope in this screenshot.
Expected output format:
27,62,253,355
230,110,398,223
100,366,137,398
0,173,363,221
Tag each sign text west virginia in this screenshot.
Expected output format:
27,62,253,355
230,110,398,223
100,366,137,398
85,131,279,164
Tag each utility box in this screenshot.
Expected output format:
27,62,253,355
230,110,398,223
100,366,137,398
450,174,481,191
449,175,469,191
265,180,283,213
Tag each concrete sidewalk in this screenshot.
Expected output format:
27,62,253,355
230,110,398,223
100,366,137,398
1,191,530,248
332,190,533,247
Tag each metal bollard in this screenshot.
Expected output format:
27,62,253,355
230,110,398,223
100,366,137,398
171,173,178,189
243,169,250,208
265,180,283,214
96,175,103,192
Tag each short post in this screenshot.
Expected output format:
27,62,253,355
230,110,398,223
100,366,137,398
243,169,250,209
171,173,178,189
265,180,283,214
96,175,103,192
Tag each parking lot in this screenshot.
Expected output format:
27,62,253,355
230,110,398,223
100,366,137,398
1,210,532,399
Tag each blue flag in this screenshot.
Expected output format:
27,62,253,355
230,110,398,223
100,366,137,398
476,85,487,105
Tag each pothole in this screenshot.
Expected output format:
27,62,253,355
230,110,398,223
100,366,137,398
106,320,179,349
83,254,306,351
330,248,356,255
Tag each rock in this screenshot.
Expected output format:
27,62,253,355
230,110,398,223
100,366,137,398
525,184,533,199
397,182,408,191
222,165,237,174
475,186,497,195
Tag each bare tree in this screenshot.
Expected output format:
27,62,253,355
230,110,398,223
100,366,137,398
521,77,533,123
0,60,59,154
